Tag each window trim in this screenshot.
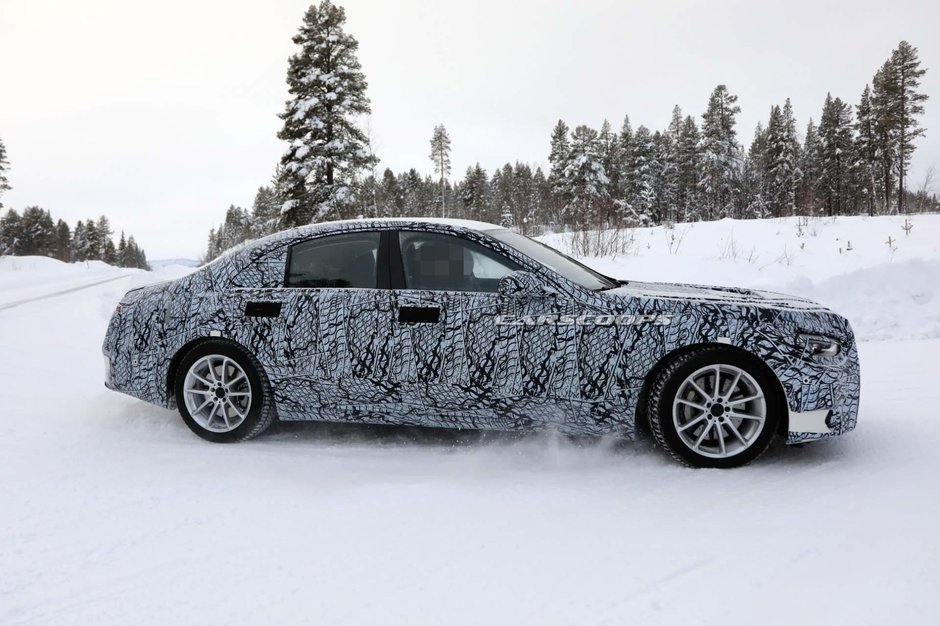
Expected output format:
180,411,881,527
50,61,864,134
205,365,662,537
281,229,387,290
390,229,522,292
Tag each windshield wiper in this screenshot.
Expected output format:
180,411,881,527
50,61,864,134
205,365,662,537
595,279,625,291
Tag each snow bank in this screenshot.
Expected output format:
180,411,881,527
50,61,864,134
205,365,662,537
547,215,940,341
4,215,936,340
0,256,193,308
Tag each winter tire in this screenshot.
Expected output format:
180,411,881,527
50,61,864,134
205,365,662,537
647,346,783,468
175,339,276,443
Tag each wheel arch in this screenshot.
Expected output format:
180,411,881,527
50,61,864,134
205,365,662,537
635,342,789,437
166,336,266,407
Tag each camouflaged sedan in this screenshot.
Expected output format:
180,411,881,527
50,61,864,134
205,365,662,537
103,218,860,467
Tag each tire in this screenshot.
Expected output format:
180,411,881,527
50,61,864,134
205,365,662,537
646,346,783,468
174,339,276,443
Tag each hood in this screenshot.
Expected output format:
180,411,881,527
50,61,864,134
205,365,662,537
607,280,827,311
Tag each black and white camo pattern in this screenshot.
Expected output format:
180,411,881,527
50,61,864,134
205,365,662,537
103,219,860,444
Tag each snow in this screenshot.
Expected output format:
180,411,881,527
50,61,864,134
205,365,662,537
540,214,940,341
283,216,506,234
1,215,939,624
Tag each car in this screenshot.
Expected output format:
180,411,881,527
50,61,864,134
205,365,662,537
102,218,860,467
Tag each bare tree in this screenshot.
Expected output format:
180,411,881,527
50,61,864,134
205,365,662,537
915,163,936,212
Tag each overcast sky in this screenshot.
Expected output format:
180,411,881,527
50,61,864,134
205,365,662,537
1,0,937,259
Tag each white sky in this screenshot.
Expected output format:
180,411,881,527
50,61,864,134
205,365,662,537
1,0,937,259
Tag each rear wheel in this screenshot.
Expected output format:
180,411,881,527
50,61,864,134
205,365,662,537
647,347,782,468
174,340,276,443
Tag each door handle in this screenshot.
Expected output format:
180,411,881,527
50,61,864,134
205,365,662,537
398,306,440,324
245,301,282,318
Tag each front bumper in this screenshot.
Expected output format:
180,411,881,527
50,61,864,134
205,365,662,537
784,352,860,444
103,354,115,390
788,408,832,435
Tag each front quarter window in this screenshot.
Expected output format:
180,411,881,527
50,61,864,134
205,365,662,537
286,232,380,288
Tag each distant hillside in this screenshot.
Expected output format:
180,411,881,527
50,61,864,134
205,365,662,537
149,258,201,269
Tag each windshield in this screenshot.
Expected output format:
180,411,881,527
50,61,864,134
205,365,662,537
485,229,618,291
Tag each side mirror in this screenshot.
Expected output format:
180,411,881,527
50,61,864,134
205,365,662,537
498,270,556,299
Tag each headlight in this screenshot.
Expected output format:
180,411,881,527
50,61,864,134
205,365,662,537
799,333,841,358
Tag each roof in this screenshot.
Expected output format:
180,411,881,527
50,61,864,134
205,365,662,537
295,217,504,233
210,217,507,266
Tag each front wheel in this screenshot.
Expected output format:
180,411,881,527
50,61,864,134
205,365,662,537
174,339,276,443
647,347,783,468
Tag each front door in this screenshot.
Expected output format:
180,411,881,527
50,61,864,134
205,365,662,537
387,229,576,430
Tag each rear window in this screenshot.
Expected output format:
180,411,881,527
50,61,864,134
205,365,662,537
285,232,380,288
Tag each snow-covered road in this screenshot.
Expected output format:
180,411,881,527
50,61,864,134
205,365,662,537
1,260,938,624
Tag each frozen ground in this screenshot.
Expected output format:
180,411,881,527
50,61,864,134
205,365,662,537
1,215,939,625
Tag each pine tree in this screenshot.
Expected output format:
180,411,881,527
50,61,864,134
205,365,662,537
400,169,425,216
699,85,742,219
854,85,881,215
618,115,635,209
548,120,571,212
277,0,376,225
743,123,769,218
124,236,150,270
675,115,701,220
653,130,678,223
204,228,219,263
630,126,657,222
0,137,10,208
117,231,128,266
817,94,855,216
460,164,489,222
658,106,685,222
18,207,56,256
765,99,802,216
530,167,550,231
0,209,22,254
379,168,401,217
103,239,117,265
219,205,253,250
429,124,452,218
872,60,898,212
54,220,71,262
95,215,113,258
251,185,281,237
491,163,516,227
561,125,609,226
511,163,536,230
887,41,929,213
71,221,86,261
81,219,100,260
597,120,623,221
799,119,822,213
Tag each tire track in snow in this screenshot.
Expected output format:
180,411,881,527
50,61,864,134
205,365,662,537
0,274,131,312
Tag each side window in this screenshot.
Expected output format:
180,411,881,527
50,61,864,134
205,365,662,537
399,231,520,292
286,232,380,288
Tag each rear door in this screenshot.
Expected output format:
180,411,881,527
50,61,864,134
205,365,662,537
271,229,395,420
